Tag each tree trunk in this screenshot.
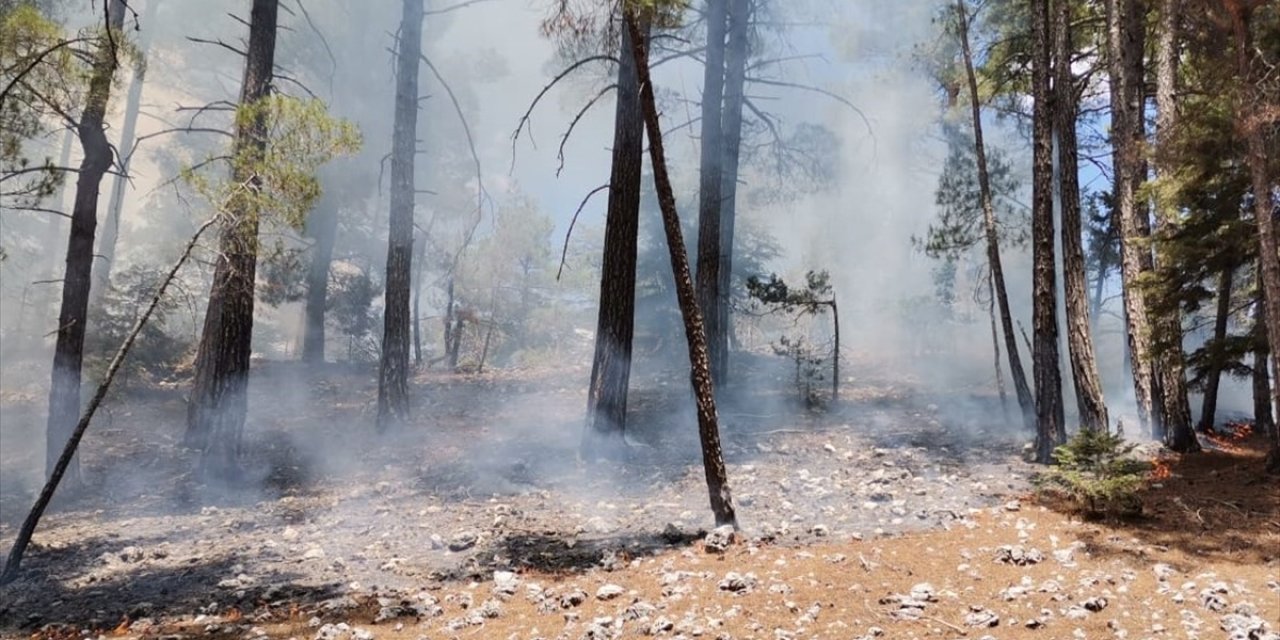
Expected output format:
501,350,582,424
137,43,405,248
1054,0,1108,433
715,0,749,382
1031,0,1065,463
1106,0,1158,436
443,276,456,364
45,0,127,484
1198,267,1233,432
302,196,337,364
412,235,425,367
695,0,728,384
955,0,1036,432
1253,289,1277,449
1151,0,1198,452
626,9,736,527
184,0,278,478
93,0,161,303
376,0,424,432
987,268,1011,422
583,20,646,458
1226,4,1280,472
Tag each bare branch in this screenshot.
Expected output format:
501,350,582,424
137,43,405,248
557,84,617,177
557,183,609,280
509,54,617,174
186,36,248,58
746,75,875,140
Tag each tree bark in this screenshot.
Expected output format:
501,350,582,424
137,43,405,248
93,0,161,303
695,0,728,384
412,234,426,367
45,0,126,484
987,268,1011,422
1106,0,1159,436
1225,4,1280,472
1198,267,1233,432
1151,0,1198,452
626,9,737,527
302,195,337,363
955,0,1036,432
715,0,749,382
376,0,424,431
1253,288,1277,450
184,0,278,477
583,20,645,458
1054,0,1108,433
1032,0,1065,462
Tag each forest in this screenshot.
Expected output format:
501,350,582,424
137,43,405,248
0,0,1278,638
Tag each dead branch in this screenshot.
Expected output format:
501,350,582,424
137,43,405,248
186,36,248,58
557,183,609,280
509,54,617,173
0,214,218,586
419,52,486,243
557,83,617,176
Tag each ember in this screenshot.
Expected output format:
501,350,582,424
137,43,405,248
110,615,130,636
1149,458,1172,481
224,607,242,623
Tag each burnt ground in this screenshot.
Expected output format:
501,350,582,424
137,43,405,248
0,354,1034,634
3,356,1275,640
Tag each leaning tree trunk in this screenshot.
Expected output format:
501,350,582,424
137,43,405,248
695,0,728,384
583,19,646,458
184,0,278,478
1106,0,1159,437
1054,0,1108,433
93,0,161,303
302,195,337,363
45,0,126,484
626,9,737,527
376,0,424,432
1031,0,1065,463
987,268,1011,421
1152,0,1198,452
715,0,749,381
1198,267,1233,432
955,0,1036,432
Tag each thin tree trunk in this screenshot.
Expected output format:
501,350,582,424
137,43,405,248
1151,0,1198,452
1253,288,1276,447
93,0,161,303
583,19,645,458
302,196,337,364
988,267,1011,422
1198,267,1233,432
626,9,736,527
184,0,278,478
955,0,1036,431
716,0,749,381
1031,0,1065,462
45,0,126,484
2,217,215,587
695,0,728,384
1055,0,1108,433
829,297,839,401
443,276,456,364
376,0,424,431
1106,0,1158,436
412,236,425,367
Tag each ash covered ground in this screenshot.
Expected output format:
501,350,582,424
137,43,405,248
0,357,1033,633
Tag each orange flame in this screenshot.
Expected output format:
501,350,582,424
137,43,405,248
225,607,242,622
111,616,131,636
1149,458,1172,481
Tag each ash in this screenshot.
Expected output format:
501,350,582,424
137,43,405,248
0,360,1029,631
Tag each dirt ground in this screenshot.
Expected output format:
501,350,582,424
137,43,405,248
0,358,1277,639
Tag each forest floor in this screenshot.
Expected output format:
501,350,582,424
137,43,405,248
0,355,1277,639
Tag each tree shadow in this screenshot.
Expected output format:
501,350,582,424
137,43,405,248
0,532,341,633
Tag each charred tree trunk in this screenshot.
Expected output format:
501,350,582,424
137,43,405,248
1152,0,1198,452
955,0,1036,431
626,10,736,527
94,0,160,303
1031,0,1065,462
583,20,645,458
1106,0,1159,436
1253,290,1277,450
695,0,728,384
715,0,749,382
302,196,338,364
45,0,127,483
412,235,426,367
376,0,424,431
1198,267,1233,432
1054,0,1108,433
184,0,278,477
443,276,456,364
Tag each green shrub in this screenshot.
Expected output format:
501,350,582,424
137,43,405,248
1034,429,1152,516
